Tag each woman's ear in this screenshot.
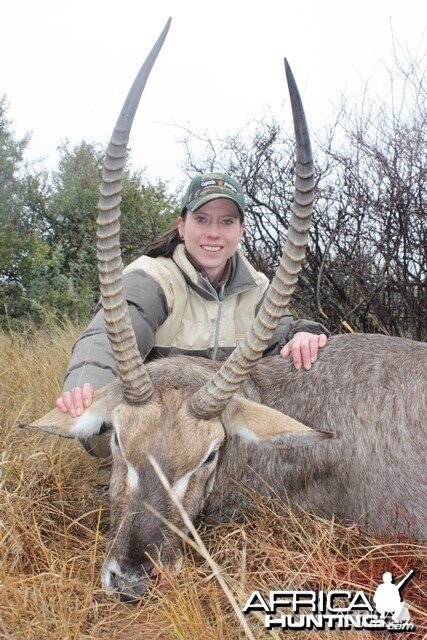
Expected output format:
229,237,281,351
177,216,185,239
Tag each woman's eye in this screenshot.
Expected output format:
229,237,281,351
195,216,206,223
204,450,218,464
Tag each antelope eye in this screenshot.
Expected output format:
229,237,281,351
204,450,218,465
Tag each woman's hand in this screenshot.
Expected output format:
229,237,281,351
280,332,327,370
56,383,94,417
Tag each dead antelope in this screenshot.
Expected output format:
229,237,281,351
22,18,427,601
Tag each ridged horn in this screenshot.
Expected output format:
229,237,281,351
189,58,314,419
97,18,171,405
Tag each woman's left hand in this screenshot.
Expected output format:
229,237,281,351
280,331,328,370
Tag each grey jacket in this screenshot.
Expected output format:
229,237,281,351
64,245,329,392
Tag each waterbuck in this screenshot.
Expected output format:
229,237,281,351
22,19,426,601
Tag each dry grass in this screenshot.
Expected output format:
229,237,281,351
0,324,426,640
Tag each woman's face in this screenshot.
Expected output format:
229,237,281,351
178,198,245,284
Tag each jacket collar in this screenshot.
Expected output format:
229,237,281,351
171,244,261,300
184,249,231,290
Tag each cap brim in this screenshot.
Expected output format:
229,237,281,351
186,193,244,216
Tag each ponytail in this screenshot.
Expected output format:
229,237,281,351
143,223,183,258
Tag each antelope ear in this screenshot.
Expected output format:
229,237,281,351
19,380,122,440
222,396,332,445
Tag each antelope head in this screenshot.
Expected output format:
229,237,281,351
21,19,326,600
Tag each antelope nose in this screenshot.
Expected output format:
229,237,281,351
102,560,151,602
114,575,148,602
109,569,148,602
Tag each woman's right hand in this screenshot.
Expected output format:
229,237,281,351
56,383,95,417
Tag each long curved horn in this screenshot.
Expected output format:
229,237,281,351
97,18,171,405
189,59,314,419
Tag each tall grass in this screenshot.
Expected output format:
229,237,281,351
0,324,425,639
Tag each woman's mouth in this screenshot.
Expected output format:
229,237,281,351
201,245,222,252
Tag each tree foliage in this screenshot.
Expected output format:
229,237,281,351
0,95,35,322
1,46,425,339
181,50,427,340
0,106,178,328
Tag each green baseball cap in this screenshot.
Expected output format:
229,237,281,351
180,172,245,220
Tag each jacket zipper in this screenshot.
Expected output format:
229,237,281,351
212,301,222,360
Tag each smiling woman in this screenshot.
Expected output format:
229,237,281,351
56,170,329,458
177,173,246,284
178,201,244,284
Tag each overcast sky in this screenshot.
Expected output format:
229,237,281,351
2,0,426,191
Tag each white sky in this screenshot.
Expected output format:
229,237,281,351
2,0,426,191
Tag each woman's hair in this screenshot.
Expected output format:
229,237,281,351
143,221,183,258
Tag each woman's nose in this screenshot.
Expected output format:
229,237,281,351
206,225,220,238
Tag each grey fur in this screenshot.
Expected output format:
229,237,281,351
64,330,424,600
24,330,426,599
147,333,426,539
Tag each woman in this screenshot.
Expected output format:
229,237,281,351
57,172,329,430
